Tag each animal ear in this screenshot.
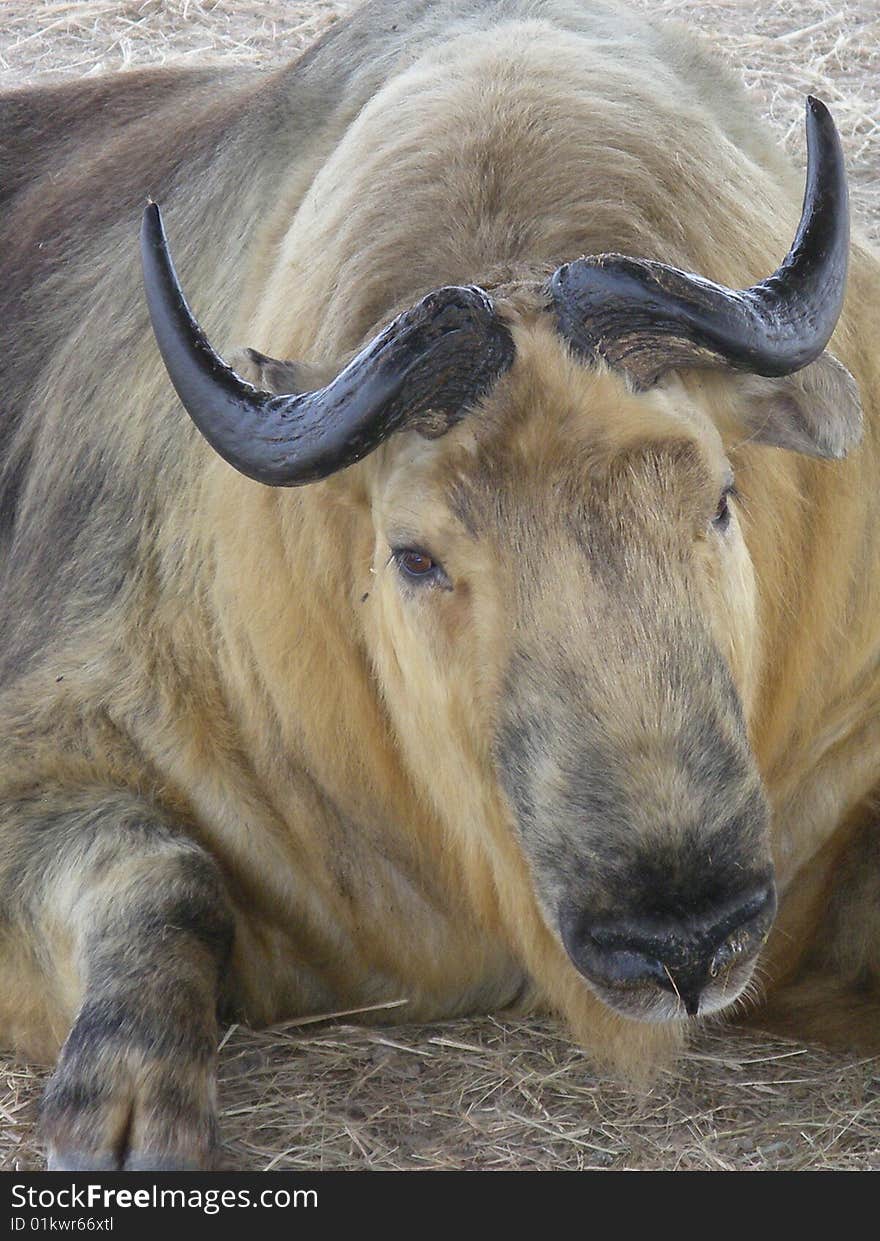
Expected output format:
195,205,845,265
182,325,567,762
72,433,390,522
227,347,337,395
729,351,863,460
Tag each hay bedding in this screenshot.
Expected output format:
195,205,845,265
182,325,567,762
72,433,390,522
0,0,878,1171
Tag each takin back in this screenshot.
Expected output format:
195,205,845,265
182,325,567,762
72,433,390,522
1,0,879,1171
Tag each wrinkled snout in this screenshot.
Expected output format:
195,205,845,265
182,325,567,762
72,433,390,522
561,878,776,1021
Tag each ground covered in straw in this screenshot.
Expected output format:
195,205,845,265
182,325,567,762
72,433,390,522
1,0,878,1172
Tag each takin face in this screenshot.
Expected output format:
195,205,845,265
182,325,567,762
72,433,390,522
367,335,776,1024
140,96,861,1034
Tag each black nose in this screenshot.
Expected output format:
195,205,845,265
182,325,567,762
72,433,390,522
563,882,777,1016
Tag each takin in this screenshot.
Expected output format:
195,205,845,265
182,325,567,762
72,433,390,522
0,0,878,1171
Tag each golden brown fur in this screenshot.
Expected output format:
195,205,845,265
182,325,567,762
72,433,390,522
0,0,878,1169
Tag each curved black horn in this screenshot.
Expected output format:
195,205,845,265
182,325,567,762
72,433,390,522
549,97,849,387
140,203,514,486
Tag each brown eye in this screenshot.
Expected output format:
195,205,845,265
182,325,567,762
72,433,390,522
712,485,736,533
394,547,445,583
400,550,434,575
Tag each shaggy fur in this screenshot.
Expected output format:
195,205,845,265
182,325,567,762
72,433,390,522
0,0,878,1170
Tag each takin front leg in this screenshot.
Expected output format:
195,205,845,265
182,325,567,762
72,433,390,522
747,810,880,1052
0,788,234,1170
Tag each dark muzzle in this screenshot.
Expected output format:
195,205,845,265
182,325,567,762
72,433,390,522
562,878,776,1018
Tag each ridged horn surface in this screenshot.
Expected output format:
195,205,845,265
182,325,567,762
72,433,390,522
549,97,849,387
141,202,515,485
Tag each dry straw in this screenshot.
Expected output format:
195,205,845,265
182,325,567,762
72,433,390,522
1,0,878,1171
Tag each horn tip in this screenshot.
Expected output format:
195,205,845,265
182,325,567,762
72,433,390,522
805,95,832,126
141,199,162,240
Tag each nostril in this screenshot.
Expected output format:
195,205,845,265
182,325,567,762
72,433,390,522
566,924,669,994
582,942,668,988
701,881,777,959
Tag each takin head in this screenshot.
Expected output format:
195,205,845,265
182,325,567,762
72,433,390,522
141,99,862,1029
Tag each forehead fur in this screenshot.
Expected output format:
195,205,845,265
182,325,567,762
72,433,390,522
377,320,730,534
